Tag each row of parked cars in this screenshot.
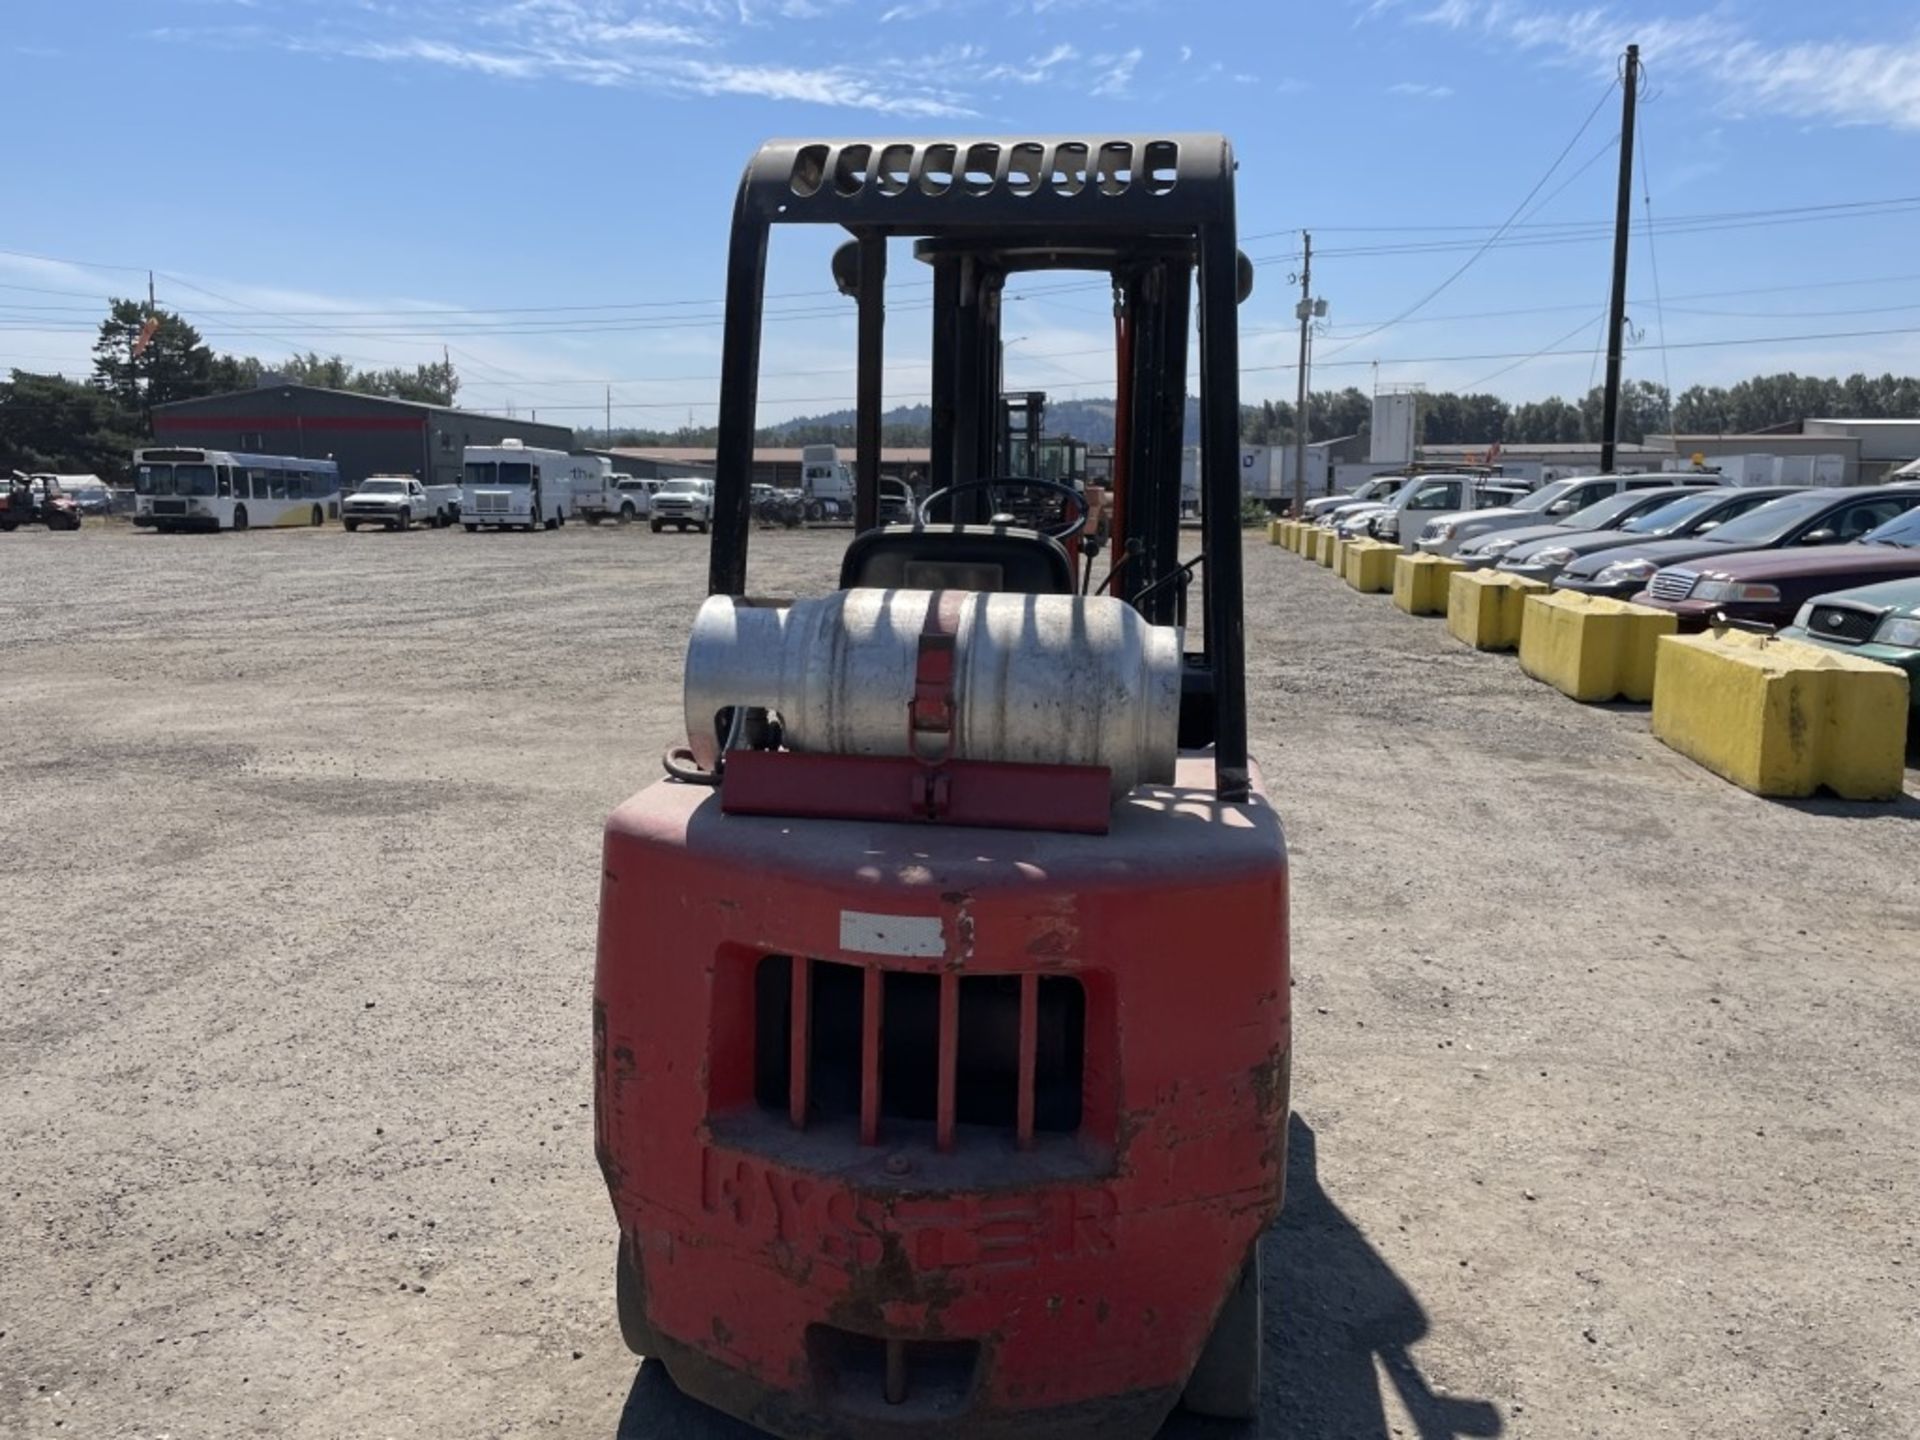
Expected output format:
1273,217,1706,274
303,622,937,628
1309,469,1920,708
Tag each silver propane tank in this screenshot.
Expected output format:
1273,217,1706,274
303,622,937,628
684,589,1182,798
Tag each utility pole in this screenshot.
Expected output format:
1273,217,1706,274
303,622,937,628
1599,43,1640,474
1292,234,1311,517
606,384,612,442
148,271,156,312
1290,233,1326,516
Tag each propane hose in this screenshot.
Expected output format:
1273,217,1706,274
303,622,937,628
662,744,721,786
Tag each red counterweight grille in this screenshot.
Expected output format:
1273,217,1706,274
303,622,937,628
753,956,1084,1151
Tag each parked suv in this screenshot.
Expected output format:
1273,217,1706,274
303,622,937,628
650,478,714,533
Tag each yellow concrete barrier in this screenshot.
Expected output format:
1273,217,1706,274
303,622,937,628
1343,539,1398,593
1316,529,1339,568
1393,553,1464,615
1268,518,1287,546
1299,524,1321,557
1446,570,1548,651
1651,630,1910,801
1518,592,1678,703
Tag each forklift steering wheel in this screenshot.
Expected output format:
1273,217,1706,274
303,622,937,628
917,477,1089,540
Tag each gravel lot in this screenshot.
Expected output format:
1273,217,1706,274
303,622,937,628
3,522,1917,1440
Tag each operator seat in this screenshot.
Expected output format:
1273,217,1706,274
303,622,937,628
837,523,1075,595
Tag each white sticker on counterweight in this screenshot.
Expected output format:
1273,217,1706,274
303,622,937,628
839,910,945,958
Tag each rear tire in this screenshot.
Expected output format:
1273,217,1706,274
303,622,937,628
545,514,559,530
615,1236,653,1356
618,503,635,525
696,520,709,534
806,500,824,522
232,505,249,532
1181,1255,1261,1420
310,505,323,527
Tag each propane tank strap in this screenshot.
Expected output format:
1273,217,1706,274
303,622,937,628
907,591,965,765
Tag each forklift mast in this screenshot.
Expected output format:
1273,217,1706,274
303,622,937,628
1001,390,1044,477
704,135,1252,801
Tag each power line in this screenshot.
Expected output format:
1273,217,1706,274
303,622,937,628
1315,75,1620,362
1458,310,1609,392
1242,323,1920,375
1637,118,1675,431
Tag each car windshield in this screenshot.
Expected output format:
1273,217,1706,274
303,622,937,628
1700,490,1841,546
1621,490,1724,535
360,480,406,494
661,480,702,494
1511,480,1575,514
1559,492,1653,529
1862,507,1920,548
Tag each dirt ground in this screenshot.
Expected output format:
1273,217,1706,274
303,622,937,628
3,522,1917,1440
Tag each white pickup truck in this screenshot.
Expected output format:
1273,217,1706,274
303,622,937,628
342,475,457,530
650,477,714,533
575,472,657,525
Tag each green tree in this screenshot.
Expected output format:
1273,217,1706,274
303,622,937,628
0,370,144,480
353,360,459,407
91,300,218,419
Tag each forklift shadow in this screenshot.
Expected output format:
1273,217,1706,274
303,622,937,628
1162,1115,1504,1440
614,1116,1502,1440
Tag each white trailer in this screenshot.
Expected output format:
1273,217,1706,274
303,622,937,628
461,439,577,531
800,444,855,521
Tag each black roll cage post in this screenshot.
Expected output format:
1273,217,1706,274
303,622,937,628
707,135,1252,803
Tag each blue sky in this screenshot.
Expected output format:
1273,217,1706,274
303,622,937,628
5,0,1919,429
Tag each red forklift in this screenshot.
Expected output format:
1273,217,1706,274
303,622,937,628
594,133,1290,1439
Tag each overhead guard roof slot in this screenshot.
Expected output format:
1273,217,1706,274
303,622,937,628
755,135,1231,228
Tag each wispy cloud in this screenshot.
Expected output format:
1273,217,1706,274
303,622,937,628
1389,80,1453,98
1089,46,1143,98
150,0,1157,115
1375,1,1920,132
980,42,1079,83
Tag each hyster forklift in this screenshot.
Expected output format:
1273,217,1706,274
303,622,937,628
594,133,1290,1439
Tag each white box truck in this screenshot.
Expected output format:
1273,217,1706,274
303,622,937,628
461,440,577,531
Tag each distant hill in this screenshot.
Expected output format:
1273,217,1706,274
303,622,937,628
760,395,1195,447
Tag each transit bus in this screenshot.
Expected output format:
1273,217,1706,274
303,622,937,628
133,448,341,532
